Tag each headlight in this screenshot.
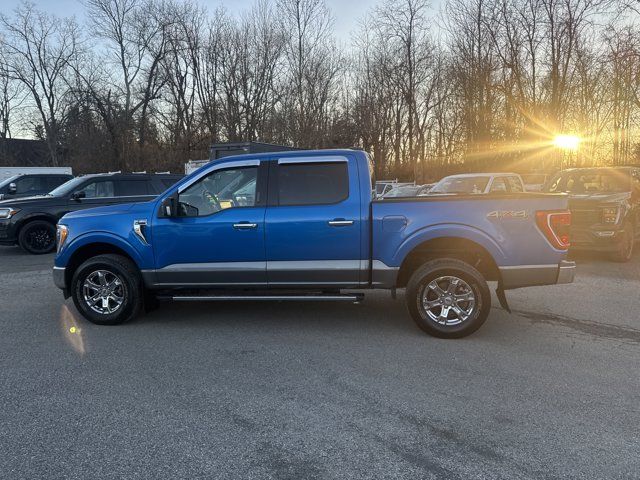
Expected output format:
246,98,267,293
56,224,69,253
0,207,19,219
601,206,620,224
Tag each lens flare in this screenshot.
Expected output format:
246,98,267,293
553,135,581,151
60,304,86,355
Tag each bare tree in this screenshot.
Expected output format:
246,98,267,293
0,3,79,165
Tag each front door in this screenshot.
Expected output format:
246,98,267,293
264,156,362,287
152,160,268,287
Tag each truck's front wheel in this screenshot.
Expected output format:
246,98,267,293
406,259,491,339
71,254,143,325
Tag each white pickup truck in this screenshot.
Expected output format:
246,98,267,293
430,173,525,195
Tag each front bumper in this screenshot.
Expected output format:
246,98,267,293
499,260,576,290
0,219,17,245
53,266,66,290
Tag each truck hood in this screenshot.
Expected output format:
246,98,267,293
62,201,154,220
567,192,630,208
0,194,62,207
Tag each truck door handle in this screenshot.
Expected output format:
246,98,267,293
328,219,354,227
233,222,257,230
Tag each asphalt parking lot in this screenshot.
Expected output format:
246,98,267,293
1,247,639,479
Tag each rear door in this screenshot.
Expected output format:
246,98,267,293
264,155,362,286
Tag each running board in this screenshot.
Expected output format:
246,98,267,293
157,293,364,304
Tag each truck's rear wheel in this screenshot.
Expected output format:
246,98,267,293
18,220,56,254
610,221,634,262
71,254,143,325
406,259,491,339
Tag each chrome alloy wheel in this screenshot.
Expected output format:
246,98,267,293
82,270,125,315
421,276,476,326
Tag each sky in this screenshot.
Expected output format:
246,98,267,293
3,0,383,41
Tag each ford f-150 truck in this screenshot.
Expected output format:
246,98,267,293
53,149,575,338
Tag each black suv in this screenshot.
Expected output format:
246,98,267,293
546,167,640,261
0,173,73,200
0,172,183,254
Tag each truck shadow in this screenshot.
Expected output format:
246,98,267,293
137,292,419,336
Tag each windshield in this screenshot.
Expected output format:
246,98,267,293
48,177,87,196
431,176,490,194
547,171,630,194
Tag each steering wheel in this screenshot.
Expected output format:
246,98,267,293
201,189,221,212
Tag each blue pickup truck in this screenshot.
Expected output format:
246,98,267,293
53,150,575,338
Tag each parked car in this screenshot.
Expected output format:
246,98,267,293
0,172,183,254
0,173,73,200
522,173,551,192
375,180,414,197
382,184,433,198
429,173,525,195
52,149,575,339
545,167,640,261
0,166,72,183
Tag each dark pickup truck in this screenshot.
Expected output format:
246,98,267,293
0,172,182,254
546,167,640,261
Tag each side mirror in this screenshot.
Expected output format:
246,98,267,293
71,191,86,201
8,183,17,195
160,195,176,217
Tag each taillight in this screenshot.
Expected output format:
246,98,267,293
601,206,620,224
536,210,571,250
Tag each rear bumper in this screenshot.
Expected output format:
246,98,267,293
569,226,626,252
499,260,575,290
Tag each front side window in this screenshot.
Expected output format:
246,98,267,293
178,166,258,217
277,162,349,206
15,176,45,194
77,180,115,198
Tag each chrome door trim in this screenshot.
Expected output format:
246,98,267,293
277,156,348,165
159,261,267,272
133,219,149,245
328,220,354,226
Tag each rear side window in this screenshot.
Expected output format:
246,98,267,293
117,180,151,196
161,178,179,189
46,176,71,190
79,180,115,198
277,162,349,206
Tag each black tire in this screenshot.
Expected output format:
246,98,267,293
610,221,634,263
71,254,143,325
18,220,56,254
406,258,491,339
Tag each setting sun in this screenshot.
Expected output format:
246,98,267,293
553,134,581,151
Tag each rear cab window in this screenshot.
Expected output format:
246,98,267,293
276,159,349,206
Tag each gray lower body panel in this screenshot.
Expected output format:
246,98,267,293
53,267,66,290
142,259,400,290
499,260,575,290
